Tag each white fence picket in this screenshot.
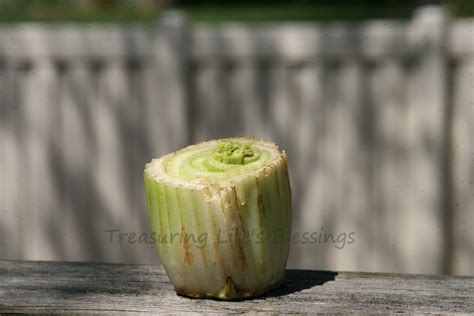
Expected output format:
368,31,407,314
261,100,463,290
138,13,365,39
0,64,23,259
229,63,270,140
191,62,229,142
19,59,62,260
59,61,100,261
452,57,474,275
402,7,447,273
368,59,407,272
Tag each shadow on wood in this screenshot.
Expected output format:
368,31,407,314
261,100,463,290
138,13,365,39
263,269,338,298
174,269,338,301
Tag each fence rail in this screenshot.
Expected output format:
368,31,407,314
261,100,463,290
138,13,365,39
0,6,472,275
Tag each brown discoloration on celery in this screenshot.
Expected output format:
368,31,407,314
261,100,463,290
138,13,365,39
235,232,247,270
231,186,248,269
258,194,265,222
182,227,193,266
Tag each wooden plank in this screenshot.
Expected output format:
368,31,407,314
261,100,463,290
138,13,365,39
286,63,328,269
190,61,235,142
448,20,474,277
58,61,101,261
402,7,447,273
0,261,472,314
326,60,370,272
0,26,153,60
143,51,187,157
152,14,189,151
448,20,474,58
0,64,27,261
0,64,6,252
0,21,414,64
192,22,410,63
451,58,474,276
18,60,63,260
367,59,408,273
0,19,470,62
0,64,23,260
228,63,271,140
89,62,134,262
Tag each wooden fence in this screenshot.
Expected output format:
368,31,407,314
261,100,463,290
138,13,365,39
0,6,472,275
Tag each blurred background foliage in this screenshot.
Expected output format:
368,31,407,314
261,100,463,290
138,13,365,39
0,0,472,23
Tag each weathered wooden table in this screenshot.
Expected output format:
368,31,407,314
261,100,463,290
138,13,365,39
0,260,472,314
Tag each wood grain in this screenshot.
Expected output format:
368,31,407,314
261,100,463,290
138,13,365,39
0,260,472,314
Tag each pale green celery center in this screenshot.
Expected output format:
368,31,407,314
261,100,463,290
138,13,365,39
165,144,274,183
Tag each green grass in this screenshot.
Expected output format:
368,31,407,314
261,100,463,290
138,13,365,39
0,3,471,24
175,4,415,23
0,4,158,24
